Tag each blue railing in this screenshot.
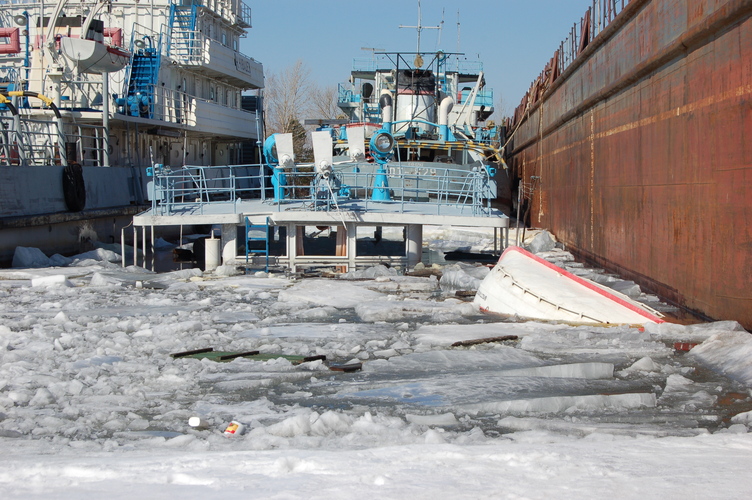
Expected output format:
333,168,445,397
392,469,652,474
338,84,360,104
458,88,494,107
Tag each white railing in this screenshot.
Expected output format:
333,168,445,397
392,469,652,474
149,163,495,217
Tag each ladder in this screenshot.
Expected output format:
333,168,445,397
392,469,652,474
168,5,198,59
245,217,271,273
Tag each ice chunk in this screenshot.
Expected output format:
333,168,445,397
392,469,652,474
355,298,475,323
624,356,660,373
90,272,124,287
279,279,382,308
341,265,398,279
439,263,489,291
406,413,459,427
688,329,752,386
70,248,121,264
153,237,176,249
731,410,752,426
499,362,614,380
607,280,642,298
13,247,51,268
213,265,241,277
31,275,73,288
49,254,73,267
462,392,656,415
527,230,555,254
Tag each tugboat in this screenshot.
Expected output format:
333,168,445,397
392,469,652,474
325,3,506,206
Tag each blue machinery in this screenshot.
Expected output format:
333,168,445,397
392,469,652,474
369,129,395,201
262,134,293,201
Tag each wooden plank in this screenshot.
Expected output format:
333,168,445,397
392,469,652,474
170,347,214,358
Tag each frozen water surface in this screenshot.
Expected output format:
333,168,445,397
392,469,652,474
1,227,752,499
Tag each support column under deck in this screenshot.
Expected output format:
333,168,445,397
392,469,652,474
406,224,423,269
220,223,236,266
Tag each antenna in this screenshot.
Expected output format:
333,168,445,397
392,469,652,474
456,10,461,53
399,0,441,54
436,8,445,49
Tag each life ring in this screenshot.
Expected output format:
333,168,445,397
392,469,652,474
62,163,86,212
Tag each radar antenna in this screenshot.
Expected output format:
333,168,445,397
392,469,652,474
399,0,441,56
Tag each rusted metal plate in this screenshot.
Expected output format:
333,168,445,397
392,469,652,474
506,0,752,329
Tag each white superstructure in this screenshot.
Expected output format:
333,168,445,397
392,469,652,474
0,0,264,263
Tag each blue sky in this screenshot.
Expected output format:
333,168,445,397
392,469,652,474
240,0,594,116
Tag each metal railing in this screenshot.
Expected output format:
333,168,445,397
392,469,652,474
148,162,495,217
169,29,261,78
352,54,485,76
236,0,252,27
511,0,633,126
0,113,64,166
458,88,494,107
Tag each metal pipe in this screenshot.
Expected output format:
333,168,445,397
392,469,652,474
103,72,110,166
132,226,137,266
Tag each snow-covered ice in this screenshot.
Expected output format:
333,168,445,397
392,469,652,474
1,226,752,499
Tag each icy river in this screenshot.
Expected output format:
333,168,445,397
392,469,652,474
1,227,751,499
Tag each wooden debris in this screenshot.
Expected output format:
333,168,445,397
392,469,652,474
218,350,261,361
302,355,327,363
329,363,362,373
406,268,443,278
451,335,519,347
171,347,214,358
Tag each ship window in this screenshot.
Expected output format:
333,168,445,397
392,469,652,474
221,30,227,46
233,37,238,51
226,90,232,107
210,85,215,101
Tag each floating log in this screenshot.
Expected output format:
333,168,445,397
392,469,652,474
451,335,519,347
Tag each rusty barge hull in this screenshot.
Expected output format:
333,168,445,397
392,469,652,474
507,0,752,329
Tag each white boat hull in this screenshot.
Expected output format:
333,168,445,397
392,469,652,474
474,246,664,325
61,37,130,73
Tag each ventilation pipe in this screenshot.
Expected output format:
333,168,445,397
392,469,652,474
438,96,454,141
379,92,393,133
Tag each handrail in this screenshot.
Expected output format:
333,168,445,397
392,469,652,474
149,162,495,217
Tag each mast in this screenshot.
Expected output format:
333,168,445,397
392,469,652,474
398,0,441,60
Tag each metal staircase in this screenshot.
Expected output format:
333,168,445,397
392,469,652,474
123,39,161,118
167,4,198,59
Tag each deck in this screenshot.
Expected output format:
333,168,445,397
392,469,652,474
129,162,509,272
